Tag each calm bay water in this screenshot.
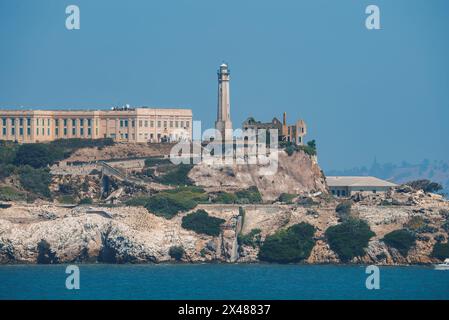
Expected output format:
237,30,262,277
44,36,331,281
0,264,448,300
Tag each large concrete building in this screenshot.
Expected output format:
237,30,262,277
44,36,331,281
326,176,397,197
0,106,192,143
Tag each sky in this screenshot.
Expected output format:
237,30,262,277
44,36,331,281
0,0,448,171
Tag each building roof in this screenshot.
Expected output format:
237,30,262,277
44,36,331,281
326,176,397,188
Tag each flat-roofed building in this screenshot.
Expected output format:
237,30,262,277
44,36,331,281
0,106,192,143
326,176,397,197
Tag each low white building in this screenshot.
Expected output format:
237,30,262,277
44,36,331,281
326,176,397,197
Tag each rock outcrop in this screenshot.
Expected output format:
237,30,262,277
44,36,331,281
188,150,327,201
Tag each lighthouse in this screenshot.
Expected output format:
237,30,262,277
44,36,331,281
215,63,233,142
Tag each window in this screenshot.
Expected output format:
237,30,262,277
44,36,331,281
80,128,84,135
87,119,91,126
55,119,59,126
64,128,67,136
175,121,179,128
163,121,167,128
64,119,68,127
72,127,76,135
41,119,44,126
47,119,50,126
19,118,23,126
80,119,84,126
181,121,184,128
170,121,173,128
88,128,91,136
42,128,44,135
120,120,124,127
2,118,6,126
186,121,189,128
72,119,76,127
131,120,135,128
47,128,50,135
11,118,15,126
2,128,6,135
139,120,142,127
11,127,15,135
55,128,59,136
27,118,31,126
157,121,161,128
19,128,23,135
27,128,31,136
125,133,128,139
124,120,128,127
36,128,39,135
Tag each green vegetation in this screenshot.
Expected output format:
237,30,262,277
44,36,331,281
145,186,207,219
213,191,238,204
431,242,449,260
235,186,262,204
281,140,317,157
18,166,52,198
405,216,426,231
124,195,151,207
181,209,225,236
79,197,93,205
57,194,77,204
238,228,262,248
325,218,375,262
50,138,114,150
168,246,185,261
14,144,65,168
406,179,443,193
0,186,27,201
258,222,315,263
277,193,297,204
156,164,193,186
382,229,416,256
144,157,172,167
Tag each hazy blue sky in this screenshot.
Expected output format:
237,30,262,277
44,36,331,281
1,0,448,170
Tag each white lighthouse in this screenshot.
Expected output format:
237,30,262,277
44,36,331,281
215,63,233,142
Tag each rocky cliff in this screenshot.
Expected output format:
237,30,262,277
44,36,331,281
188,150,327,201
0,187,448,265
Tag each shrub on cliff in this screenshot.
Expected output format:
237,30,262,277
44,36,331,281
277,193,297,204
235,186,262,204
14,143,65,168
382,229,416,256
258,222,315,263
181,209,225,236
213,191,238,204
145,187,207,219
325,218,375,262
431,242,449,260
156,164,193,186
18,165,52,198
169,246,185,261
238,228,262,248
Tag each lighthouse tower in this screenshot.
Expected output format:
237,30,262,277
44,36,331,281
215,63,233,142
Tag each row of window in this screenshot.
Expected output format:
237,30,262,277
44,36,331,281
119,119,190,129
0,126,94,137
1,118,94,128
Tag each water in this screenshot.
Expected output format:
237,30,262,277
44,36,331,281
0,264,448,300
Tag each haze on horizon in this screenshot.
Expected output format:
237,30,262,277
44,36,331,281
1,0,448,171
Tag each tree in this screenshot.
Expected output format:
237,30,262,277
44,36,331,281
406,179,443,193
382,229,416,256
14,144,64,168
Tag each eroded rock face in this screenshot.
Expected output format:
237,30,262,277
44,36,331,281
188,150,327,201
0,188,448,265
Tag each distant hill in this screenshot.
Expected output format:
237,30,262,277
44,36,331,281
326,159,449,195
